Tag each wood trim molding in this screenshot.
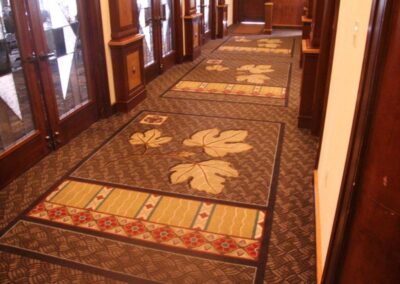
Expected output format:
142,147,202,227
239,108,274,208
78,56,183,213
264,3,273,34
85,0,113,118
302,39,320,53
311,0,341,140
109,34,145,46
321,0,393,282
314,170,323,283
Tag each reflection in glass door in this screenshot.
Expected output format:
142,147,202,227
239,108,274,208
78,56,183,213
38,0,89,119
0,0,102,188
138,0,155,67
138,0,176,80
160,0,173,57
0,0,35,153
196,0,212,42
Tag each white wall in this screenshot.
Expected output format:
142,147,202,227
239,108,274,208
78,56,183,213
317,0,374,273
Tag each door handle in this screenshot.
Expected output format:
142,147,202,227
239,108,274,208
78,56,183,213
38,52,56,60
23,53,38,63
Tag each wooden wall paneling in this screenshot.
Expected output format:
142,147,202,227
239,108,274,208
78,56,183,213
264,1,273,35
108,0,146,112
216,0,228,38
233,0,239,24
174,0,185,63
183,0,202,60
238,0,265,22
298,0,327,130
322,0,400,282
310,0,326,47
109,35,146,112
211,0,217,39
306,0,314,18
109,0,139,39
272,0,303,28
83,0,112,117
298,40,319,128
311,0,340,137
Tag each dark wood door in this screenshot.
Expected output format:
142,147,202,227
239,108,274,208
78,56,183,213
196,0,213,43
0,0,51,188
138,0,176,82
0,0,102,188
336,1,400,282
238,0,265,22
25,0,99,147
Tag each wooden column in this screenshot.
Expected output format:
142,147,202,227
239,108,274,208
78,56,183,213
108,0,146,112
217,0,228,38
298,0,325,129
264,1,273,35
184,0,202,60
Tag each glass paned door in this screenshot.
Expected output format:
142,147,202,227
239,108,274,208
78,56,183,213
25,0,99,147
138,0,155,67
203,0,210,33
160,0,173,57
0,0,51,188
138,0,176,80
0,1,36,153
38,0,89,119
1,0,101,188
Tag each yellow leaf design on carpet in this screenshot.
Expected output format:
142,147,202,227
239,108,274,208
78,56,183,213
170,160,239,194
183,128,252,157
206,65,229,72
236,74,271,84
237,64,274,74
257,39,283,48
130,129,172,148
234,36,251,43
257,39,283,44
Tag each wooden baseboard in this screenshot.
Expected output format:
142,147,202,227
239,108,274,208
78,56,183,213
115,87,146,113
314,170,323,284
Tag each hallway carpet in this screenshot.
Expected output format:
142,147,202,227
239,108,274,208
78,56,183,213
0,31,317,283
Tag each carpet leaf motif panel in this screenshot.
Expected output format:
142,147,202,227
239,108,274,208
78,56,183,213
217,36,294,56
72,112,283,207
27,179,266,261
164,57,292,106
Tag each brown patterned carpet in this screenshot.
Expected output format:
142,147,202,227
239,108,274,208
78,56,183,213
0,30,317,283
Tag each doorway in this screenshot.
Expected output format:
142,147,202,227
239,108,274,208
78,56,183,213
138,0,176,82
0,0,106,188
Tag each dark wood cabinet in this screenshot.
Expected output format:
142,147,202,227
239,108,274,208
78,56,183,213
184,0,202,60
108,0,146,112
109,35,146,112
184,14,202,60
217,2,228,38
109,0,139,39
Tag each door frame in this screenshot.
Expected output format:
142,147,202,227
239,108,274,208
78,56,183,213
0,0,111,189
144,0,182,82
322,0,393,282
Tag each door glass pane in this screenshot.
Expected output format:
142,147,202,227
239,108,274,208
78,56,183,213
196,0,201,13
138,0,155,67
0,1,35,153
204,0,210,33
38,0,89,119
161,0,173,57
